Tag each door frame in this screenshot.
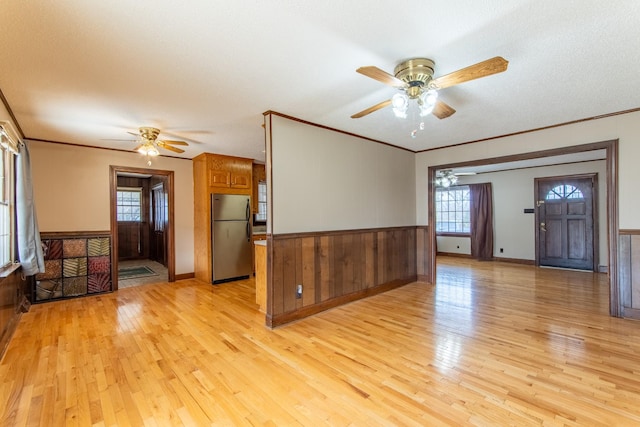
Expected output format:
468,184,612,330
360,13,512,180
534,173,598,271
427,139,619,316
109,165,176,289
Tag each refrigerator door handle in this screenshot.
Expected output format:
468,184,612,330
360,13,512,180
246,222,251,241
246,199,250,221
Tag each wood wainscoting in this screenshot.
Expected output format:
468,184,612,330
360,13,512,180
619,230,640,319
416,225,431,281
267,226,430,327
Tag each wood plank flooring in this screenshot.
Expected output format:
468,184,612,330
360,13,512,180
2,257,640,426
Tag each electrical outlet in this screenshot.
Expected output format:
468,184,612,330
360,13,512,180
296,284,303,299
500,248,504,253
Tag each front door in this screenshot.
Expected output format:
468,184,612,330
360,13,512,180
536,174,597,271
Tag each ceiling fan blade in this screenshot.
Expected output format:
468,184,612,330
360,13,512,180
133,144,144,152
432,100,456,119
127,131,139,137
161,145,185,153
356,66,406,88
430,56,508,90
351,99,392,118
160,139,189,146
157,141,185,153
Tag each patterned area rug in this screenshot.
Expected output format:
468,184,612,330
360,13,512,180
118,266,157,280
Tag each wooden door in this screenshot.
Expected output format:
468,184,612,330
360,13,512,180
150,183,167,266
535,175,597,271
117,221,141,259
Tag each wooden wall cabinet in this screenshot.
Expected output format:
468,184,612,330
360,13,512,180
231,172,251,189
208,170,251,189
208,170,230,187
193,153,254,283
205,154,252,189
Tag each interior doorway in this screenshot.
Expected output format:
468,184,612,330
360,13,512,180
110,166,175,289
427,139,619,316
535,174,597,271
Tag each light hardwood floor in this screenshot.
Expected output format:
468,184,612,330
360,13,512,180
2,257,640,426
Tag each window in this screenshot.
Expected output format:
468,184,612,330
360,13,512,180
255,181,267,222
435,186,470,234
116,187,142,221
0,143,14,268
545,184,584,200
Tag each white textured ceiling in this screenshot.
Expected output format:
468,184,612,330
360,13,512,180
1,1,639,162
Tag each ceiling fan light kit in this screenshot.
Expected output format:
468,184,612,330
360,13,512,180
391,93,409,118
436,170,459,188
137,143,159,157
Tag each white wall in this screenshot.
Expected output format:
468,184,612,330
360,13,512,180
416,110,640,230
28,140,194,275
437,160,607,265
270,115,416,234
436,235,470,254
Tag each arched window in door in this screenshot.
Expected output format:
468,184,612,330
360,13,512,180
545,184,584,200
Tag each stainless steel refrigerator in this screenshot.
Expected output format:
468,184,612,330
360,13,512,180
211,194,252,283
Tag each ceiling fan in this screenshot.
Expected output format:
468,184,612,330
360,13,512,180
130,127,189,155
351,56,508,120
436,169,477,187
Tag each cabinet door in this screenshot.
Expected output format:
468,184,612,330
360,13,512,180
231,172,251,189
209,170,230,187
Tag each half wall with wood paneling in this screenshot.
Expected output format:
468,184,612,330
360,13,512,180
267,226,419,327
619,230,640,319
265,112,424,327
